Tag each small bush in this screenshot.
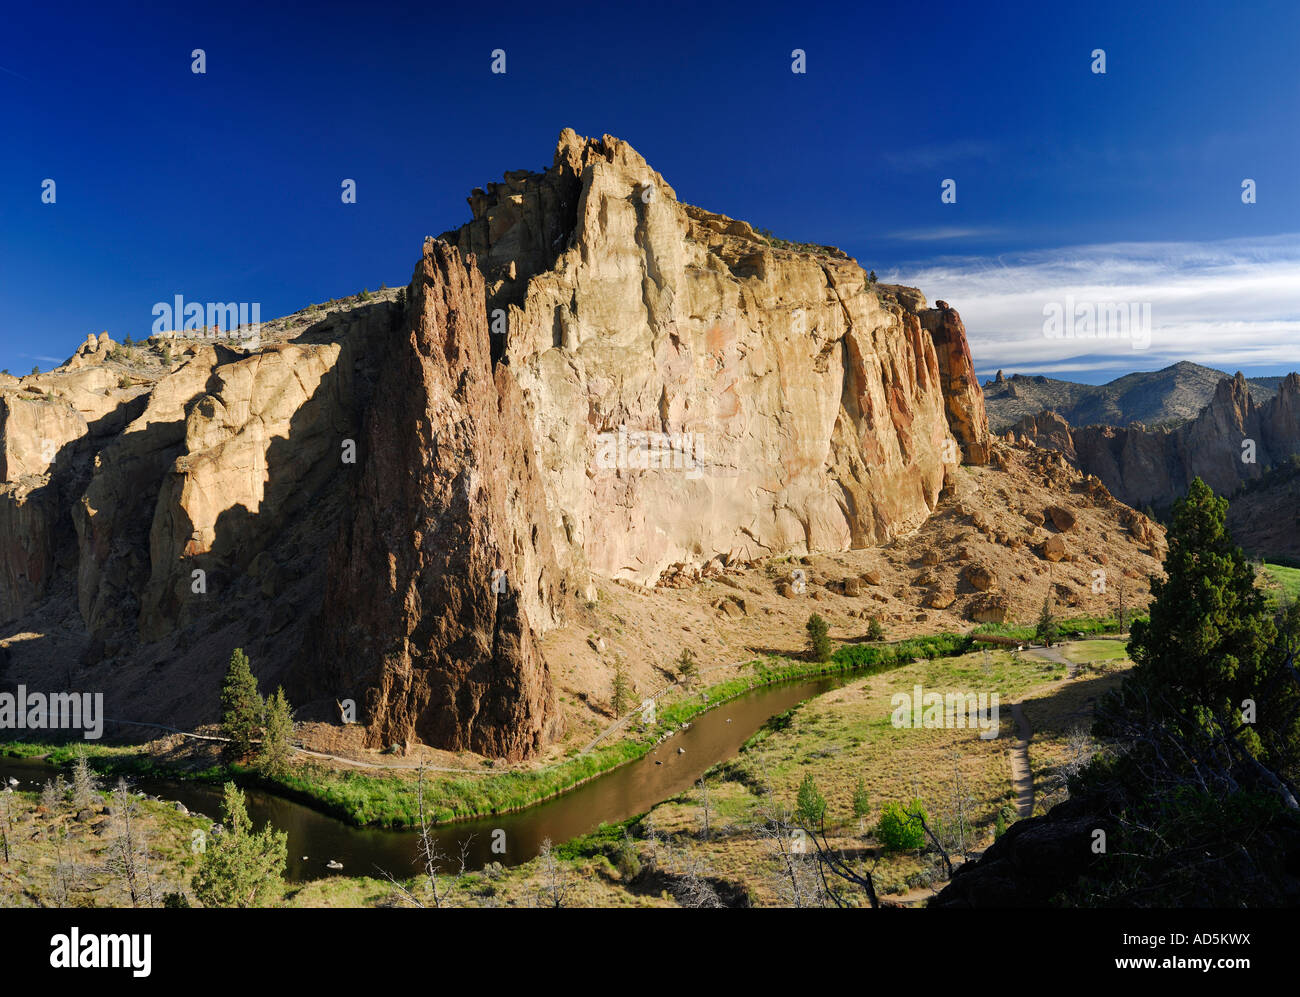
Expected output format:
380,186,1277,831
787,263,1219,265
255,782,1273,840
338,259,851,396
876,799,927,852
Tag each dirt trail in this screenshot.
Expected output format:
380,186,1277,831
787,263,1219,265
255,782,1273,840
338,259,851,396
1024,644,1076,678
1008,701,1034,818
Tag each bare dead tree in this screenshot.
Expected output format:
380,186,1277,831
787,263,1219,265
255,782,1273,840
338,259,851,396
533,838,576,908
380,765,472,908
107,779,155,907
697,778,711,842
0,787,14,863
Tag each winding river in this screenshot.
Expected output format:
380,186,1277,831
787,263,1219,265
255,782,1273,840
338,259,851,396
0,674,843,883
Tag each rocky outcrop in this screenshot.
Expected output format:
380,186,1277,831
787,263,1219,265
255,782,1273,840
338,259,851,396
1014,372,1300,509
0,131,998,758
920,301,990,465
444,130,990,587
300,241,564,759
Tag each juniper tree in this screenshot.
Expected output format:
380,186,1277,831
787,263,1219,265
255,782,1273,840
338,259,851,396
611,655,632,719
674,648,698,687
191,783,287,908
806,613,832,662
1035,598,1058,647
256,687,293,779
795,773,827,829
220,648,262,758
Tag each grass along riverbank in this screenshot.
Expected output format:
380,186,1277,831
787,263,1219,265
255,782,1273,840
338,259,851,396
0,619,1116,830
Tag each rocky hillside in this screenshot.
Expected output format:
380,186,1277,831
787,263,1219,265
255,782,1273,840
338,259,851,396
0,131,1156,760
983,362,1281,433
1008,371,1300,514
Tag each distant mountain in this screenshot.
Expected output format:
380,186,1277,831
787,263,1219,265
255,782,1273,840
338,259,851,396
982,361,1281,433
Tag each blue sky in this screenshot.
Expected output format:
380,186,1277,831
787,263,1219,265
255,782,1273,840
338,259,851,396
2,0,1297,381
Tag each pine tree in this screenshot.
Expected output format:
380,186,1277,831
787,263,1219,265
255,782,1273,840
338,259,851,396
805,613,832,662
256,687,294,780
1035,598,1058,647
611,656,632,719
1128,478,1280,730
795,773,827,829
191,783,287,908
674,648,698,688
220,648,262,758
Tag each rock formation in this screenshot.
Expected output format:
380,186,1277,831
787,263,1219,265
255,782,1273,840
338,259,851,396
1015,372,1300,510
443,130,987,587
300,240,564,759
0,130,1003,758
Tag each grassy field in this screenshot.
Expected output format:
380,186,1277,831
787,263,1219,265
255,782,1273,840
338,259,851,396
1,620,1123,831
638,647,1089,901
1262,562,1300,607
2,633,975,830
1058,639,1131,664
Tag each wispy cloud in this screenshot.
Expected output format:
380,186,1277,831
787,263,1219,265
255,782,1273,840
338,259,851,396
880,140,998,172
885,226,1001,242
886,234,1300,377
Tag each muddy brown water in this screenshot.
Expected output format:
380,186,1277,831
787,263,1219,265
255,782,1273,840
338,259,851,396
0,674,844,883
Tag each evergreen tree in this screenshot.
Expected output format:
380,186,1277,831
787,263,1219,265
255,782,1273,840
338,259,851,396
851,779,871,819
611,656,632,719
1125,477,1289,764
220,648,262,758
256,687,294,780
796,773,827,829
674,648,698,688
806,613,832,662
191,783,287,908
1035,598,1058,647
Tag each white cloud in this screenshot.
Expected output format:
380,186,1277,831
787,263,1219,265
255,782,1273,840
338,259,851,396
885,226,1001,242
886,234,1300,378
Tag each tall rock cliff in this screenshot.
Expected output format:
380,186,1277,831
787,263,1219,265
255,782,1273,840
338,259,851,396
299,241,564,759
0,130,994,758
443,130,987,586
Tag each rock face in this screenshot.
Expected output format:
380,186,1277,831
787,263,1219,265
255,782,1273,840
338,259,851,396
920,302,990,465
442,130,989,587
0,130,999,758
300,241,564,759
1015,372,1300,509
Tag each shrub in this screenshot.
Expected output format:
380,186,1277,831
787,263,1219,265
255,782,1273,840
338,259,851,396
876,799,927,852
851,779,870,819
805,613,832,662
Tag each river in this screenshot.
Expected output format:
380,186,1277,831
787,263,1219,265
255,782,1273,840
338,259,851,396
0,674,843,883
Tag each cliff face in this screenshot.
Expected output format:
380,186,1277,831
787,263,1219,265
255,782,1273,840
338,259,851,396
301,241,563,759
0,130,994,758
1012,372,1300,509
444,130,985,587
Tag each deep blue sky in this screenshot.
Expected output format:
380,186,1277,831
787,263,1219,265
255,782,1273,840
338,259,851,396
3,0,1297,381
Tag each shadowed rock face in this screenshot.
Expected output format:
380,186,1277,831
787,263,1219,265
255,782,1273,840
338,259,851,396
300,240,564,760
